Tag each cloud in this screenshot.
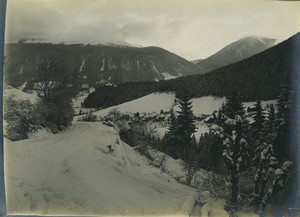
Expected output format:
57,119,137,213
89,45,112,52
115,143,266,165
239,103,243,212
5,0,300,60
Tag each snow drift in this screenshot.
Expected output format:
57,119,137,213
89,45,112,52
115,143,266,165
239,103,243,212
4,122,196,216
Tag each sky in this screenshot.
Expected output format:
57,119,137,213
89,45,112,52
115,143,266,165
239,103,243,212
5,0,300,60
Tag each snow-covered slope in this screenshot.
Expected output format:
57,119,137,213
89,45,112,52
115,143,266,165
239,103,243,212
88,93,224,119
4,122,196,216
175,96,226,115
4,86,39,104
91,92,177,118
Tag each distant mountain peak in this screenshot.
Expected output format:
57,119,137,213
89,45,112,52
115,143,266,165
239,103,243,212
234,36,277,45
195,36,277,71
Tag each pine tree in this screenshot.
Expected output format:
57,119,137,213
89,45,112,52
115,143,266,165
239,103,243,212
273,87,291,161
252,100,265,134
163,109,179,159
164,95,197,185
265,104,275,135
222,89,245,120
168,109,177,133
198,132,223,172
251,142,278,213
176,95,196,160
210,91,250,216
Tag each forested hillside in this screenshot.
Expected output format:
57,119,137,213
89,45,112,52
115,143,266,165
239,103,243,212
84,32,300,108
4,43,205,88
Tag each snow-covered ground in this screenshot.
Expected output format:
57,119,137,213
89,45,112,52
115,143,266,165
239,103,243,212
4,122,196,216
175,96,226,115
92,92,177,118
3,89,268,216
72,93,94,115
93,93,225,117
4,86,39,104
89,92,277,118
76,92,276,140
162,72,180,80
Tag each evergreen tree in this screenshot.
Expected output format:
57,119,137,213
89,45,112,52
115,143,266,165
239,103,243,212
176,95,196,160
198,132,223,172
163,109,179,159
221,89,245,120
251,142,278,213
265,104,275,135
251,86,295,216
210,92,250,216
273,87,291,161
168,109,177,133
252,100,265,134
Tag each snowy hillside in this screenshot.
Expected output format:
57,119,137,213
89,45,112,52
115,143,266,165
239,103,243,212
91,92,177,118
4,86,39,104
4,122,196,216
86,93,225,119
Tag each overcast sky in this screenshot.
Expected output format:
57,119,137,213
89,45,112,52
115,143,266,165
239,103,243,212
5,0,300,60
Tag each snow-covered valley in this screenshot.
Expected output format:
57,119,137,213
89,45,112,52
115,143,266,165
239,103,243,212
4,89,279,216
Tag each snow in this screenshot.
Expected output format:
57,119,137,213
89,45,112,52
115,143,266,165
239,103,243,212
88,93,277,119
72,93,92,115
282,161,293,170
72,90,97,115
79,59,85,72
194,122,209,141
4,122,196,216
93,92,176,117
174,96,226,115
100,58,105,71
162,72,179,80
154,127,169,138
18,81,28,91
4,86,39,104
91,94,225,119
199,199,229,217
243,100,277,109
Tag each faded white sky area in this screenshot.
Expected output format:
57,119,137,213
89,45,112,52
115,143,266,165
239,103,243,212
5,0,300,60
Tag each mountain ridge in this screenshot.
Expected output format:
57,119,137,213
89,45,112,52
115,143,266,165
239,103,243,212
194,36,277,72
4,43,206,89
83,32,300,108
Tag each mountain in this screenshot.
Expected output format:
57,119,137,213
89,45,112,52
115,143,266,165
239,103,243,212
4,43,206,89
195,36,277,72
83,32,300,108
